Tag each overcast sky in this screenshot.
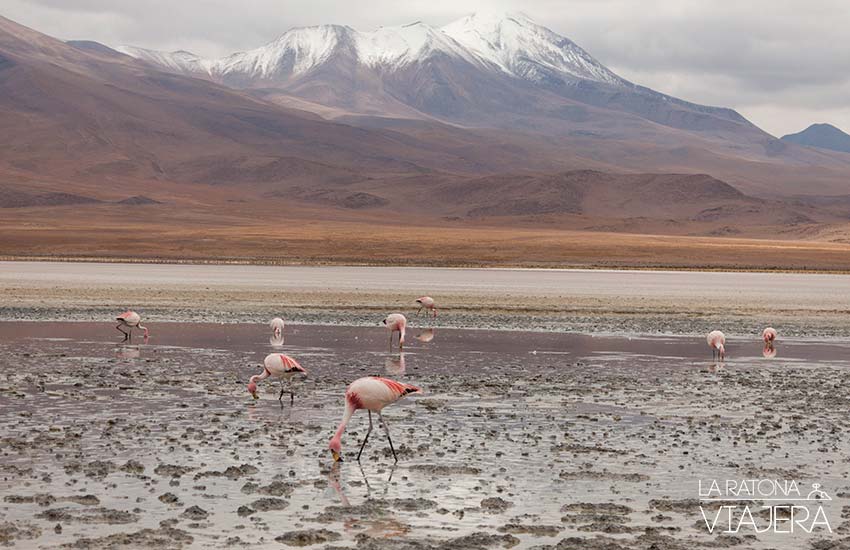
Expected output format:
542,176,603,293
3,0,849,136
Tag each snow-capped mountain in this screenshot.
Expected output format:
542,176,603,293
113,12,758,139
442,12,623,86
116,12,619,86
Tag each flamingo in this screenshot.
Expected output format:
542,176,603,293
383,314,406,351
415,297,437,318
269,317,285,337
328,376,421,463
707,330,726,361
247,353,307,405
762,327,777,344
115,310,148,342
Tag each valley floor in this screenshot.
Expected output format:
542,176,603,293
4,203,850,271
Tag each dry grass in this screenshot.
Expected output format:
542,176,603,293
4,201,850,271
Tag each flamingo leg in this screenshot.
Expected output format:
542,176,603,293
116,324,129,342
379,412,398,463
388,332,393,352
416,307,422,317
356,410,373,462
278,380,286,406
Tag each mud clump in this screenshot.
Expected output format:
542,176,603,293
158,493,180,505
249,498,288,512
194,464,258,481
558,470,649,482
36,507,138,525
83,461,117,479
392,498,438,511
60,526,193,549
120,460,145,474
154,464,194,478
0,521,42,545
180,506,208,521
4,494,56,506
480,497,513,513
497,524,562,536
274,529,342,546
314,499,389,523
249,480,294,497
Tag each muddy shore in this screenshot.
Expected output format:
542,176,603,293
3,262,850,337
2,322,850,549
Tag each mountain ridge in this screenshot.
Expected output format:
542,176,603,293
112,12,759,140
782,123,850,154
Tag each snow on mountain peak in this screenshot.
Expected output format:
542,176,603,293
116,12,624,86
441,11,624,85
116,45,214,73
354,21,477,67
214,24,352,78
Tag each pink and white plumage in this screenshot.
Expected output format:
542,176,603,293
707,330,726,361
762,327,777,344
415,296,437,318
269,317,285,337
115,310,148,342
383,313,406,351
247,353,307,405
329,376,421,462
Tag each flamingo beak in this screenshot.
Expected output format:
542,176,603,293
332,450,342,462
251,391,258,400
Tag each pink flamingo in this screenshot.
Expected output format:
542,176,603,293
115,310,148,342
328,376,421,463
269,317,285,337
707,330,726,361
383,313,406,351
762,327,777,344
415,297,437,318
247,353,307,405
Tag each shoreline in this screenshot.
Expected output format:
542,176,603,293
3,261,850,338
3,255,850,274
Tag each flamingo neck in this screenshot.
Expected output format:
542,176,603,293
249,369,270,385
139,325,149,337
331,401,355,448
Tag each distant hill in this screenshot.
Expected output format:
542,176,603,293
781,123,850,153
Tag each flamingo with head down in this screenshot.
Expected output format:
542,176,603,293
415,297,437,319
762,327,777,344
115,310,148,342
329,376,421,463
383,314,406,351
707,330,726,361
248,353,307,405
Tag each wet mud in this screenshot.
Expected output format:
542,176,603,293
1,322,849,549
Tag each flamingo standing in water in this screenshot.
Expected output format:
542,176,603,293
247,353,307,405
415,297,437,318
707,330,726,361
328,376,421,463
269,317,285,337
383,314,406,351
762,327,777,358
115,310,148,342
762,327,777,345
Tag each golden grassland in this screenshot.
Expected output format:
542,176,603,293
3,201,850,272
